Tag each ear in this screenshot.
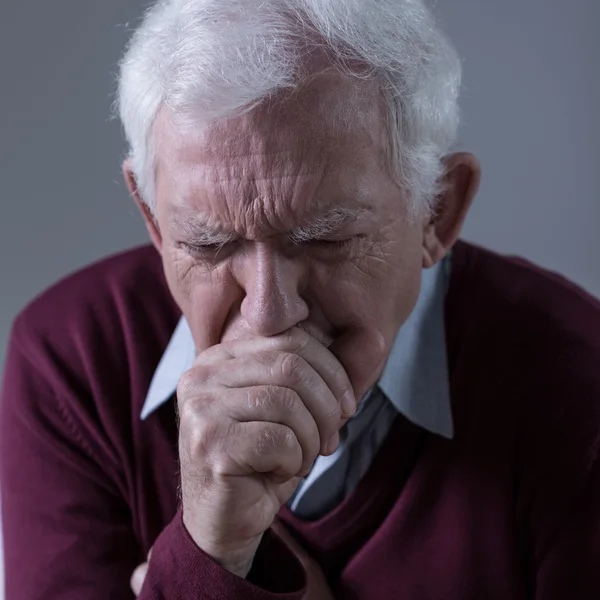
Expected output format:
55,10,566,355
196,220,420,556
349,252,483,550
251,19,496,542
422,152,481,268
122,159,163,252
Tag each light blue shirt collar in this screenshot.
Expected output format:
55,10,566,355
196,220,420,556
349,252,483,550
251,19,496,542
378,257,453,438
140,317,196,421
141,260,453,439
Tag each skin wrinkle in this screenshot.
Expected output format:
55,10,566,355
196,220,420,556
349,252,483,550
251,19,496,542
171,206,365,248
170,75,408,354
168,153,378,243
128,68,479,392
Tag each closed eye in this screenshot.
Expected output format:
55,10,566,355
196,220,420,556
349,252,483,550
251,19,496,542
178,240,234,259
308,238,355,250
294,234,365,250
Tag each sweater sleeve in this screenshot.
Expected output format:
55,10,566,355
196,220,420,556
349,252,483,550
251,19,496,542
0,328,141,599
0,324,305,599
139,510,306,599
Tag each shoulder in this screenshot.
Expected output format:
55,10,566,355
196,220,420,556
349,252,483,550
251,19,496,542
13,244,168,337
449,240,600,376
448,240,600,444
1,246,181,520
449,240,600,404
449,241,600,527
8,245,180,404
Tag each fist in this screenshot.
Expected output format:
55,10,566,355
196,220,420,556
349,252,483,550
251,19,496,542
177,327,383,577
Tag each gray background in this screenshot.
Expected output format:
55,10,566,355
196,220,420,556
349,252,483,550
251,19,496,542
0,0,598,596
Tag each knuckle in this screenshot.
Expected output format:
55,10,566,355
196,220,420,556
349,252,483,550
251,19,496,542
176,369,196,398
255,425,295,456
254,427,277,456
177,391,200,419
209,451,234,479
246,385,278,413
247,385,300,415
182,412,228,460
190,418,218,449
280,327,307,353
277,352,304,381
176,365,211,399
277,386,302,414
274,387,304,416
278,426,297,451
181,420,235,490
177,392,209,431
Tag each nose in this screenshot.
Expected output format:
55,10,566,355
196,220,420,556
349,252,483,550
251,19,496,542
238,242,309,337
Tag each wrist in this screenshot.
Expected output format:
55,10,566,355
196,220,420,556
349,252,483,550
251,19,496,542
182,511,263,578
204,537,263,578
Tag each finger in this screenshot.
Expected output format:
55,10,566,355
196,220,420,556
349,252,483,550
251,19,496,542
212,351,341,455
223,421,303,483
217,386,320,475
130,562,148,597
196,329,355,419
329,327,387,404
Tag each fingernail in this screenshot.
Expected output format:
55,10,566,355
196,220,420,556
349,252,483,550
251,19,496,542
341,390,356,418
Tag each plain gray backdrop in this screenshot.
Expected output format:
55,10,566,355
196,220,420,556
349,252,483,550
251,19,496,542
0,1,598,596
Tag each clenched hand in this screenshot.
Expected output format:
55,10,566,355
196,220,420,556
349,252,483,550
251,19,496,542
177,327,384,577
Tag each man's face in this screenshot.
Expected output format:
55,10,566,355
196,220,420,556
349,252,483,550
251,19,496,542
149,74,429,394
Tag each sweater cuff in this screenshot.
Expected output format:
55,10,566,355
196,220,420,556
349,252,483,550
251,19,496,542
141,508,306,599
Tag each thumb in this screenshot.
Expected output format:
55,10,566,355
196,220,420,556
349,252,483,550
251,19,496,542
130,547,153,597
329,327,387,406
130,562,148,597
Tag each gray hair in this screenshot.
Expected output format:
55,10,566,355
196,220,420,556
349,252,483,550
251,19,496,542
116,0,462,217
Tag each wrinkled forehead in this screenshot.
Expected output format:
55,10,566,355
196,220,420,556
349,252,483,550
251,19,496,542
154,72,389,174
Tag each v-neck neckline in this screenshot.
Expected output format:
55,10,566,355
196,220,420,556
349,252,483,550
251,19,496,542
277,414,427,576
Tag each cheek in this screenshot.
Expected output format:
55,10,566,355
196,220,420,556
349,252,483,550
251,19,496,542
308,239,422,344
306,251,423,395
161,247,239,351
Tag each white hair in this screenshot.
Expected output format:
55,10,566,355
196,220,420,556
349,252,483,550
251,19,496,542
116,0,462,217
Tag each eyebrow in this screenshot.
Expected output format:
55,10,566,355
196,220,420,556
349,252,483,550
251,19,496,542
288,207,365,243
169,215,238,246
170,206,365,246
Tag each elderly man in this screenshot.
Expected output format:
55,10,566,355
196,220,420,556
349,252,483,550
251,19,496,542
2,0,600,598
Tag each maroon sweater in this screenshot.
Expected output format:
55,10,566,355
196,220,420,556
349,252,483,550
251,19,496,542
2,241,600,600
